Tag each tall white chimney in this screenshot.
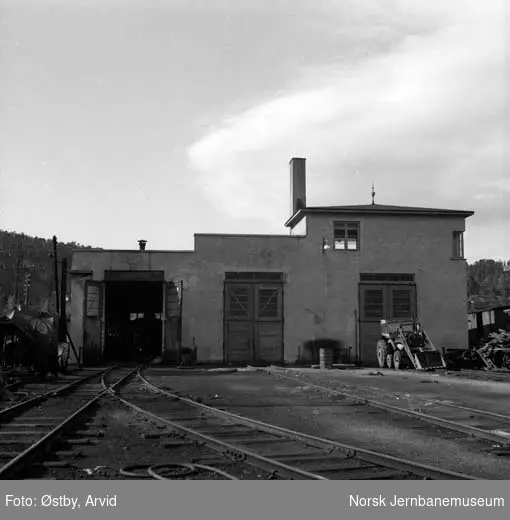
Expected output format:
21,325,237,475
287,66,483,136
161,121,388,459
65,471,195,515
290,157,306,216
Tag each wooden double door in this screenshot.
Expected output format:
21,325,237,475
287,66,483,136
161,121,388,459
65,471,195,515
359,283,417,365
224,281,283,365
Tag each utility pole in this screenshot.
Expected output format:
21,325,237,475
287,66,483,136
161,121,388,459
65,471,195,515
23,271,31,307
15,256,23,306
59,258,67,342
52,235,60,315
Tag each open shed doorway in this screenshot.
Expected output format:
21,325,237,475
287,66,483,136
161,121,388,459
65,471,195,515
104,282,163,362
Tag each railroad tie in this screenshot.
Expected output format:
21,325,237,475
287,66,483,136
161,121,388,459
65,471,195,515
161,440,198,448
0,423,51,428
230,438,294,445
42,461,72,468
55,450,83,458
66,438,99,446
492,448,510,456
12,417,64,421
0,451,19,458
0,431,40,436
72,430,105,437
316,468,408,480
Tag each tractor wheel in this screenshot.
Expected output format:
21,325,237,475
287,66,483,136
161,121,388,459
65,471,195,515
502,353,510,371
376,340,387,369
393,350,402,370
386,353,393,369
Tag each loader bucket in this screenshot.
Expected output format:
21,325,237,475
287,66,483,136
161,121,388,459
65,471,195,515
414,351,446,370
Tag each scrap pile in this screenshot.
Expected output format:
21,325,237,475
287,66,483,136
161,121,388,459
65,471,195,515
1,308,67,381
477,329,510,370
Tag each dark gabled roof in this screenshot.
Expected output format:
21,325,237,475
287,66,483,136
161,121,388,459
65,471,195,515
468,303,510,314
285,203,475,228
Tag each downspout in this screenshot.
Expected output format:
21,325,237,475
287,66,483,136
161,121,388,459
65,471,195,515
354,309,360,365
161,282,166,360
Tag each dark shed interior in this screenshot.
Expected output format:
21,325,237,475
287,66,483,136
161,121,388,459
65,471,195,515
104,282,163,362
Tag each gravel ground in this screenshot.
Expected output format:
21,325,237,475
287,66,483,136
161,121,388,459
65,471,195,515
142,368,510,479
273,367,510,416
28,399,270,480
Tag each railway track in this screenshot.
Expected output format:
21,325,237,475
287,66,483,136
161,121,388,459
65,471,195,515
108,368,479,480
0,366,136,479
0,369,106,410
445,368,510,382
1,374,30,395
267,369,510,450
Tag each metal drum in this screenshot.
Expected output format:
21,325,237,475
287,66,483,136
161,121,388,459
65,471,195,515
319,347,334,370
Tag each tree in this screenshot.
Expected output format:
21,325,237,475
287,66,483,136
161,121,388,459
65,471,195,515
467,259,510,310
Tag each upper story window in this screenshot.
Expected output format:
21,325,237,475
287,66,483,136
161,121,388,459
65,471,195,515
452,231,464,258
334,221,360,251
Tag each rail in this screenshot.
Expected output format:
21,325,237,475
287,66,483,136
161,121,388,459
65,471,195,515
106,375,328,480
0,370,112,421
0,366,137,479
266,368,510,448
131,369,478,480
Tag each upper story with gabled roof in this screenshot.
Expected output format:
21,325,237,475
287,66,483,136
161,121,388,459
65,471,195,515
284,157,474,260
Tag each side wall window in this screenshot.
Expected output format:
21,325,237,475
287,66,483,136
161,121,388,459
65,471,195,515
452,231,464,258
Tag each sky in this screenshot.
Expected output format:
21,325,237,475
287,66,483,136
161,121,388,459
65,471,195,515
0,0,508,263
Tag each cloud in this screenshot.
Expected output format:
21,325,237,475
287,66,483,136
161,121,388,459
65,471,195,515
187,0,508,256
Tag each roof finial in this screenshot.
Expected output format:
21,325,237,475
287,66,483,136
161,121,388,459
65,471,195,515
371,180,376,205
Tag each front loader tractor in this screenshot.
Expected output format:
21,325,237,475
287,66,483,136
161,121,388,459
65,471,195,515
376,319,447,371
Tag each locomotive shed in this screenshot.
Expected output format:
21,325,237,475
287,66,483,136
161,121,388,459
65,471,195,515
68,157,474,369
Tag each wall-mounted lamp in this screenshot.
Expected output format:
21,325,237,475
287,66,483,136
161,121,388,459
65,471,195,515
322,238,331,253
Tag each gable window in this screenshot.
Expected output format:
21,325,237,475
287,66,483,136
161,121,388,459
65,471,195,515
452,231,464,258
334,221,360,251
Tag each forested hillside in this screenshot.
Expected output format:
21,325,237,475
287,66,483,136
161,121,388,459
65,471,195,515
467,259,510,311
1,230,509,314
0,230,100,312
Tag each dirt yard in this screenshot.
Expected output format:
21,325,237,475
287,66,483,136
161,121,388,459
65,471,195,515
32,399,266,480
274,367,510,416
141,367,510,479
